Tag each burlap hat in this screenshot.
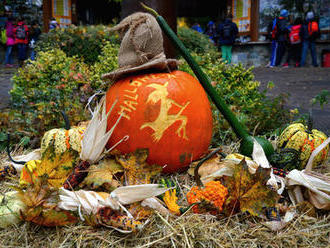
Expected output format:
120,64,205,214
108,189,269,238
102,12,178,81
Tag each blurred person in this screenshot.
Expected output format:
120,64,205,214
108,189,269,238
217,14,238,64
205,21,217,44
266,16,279,67
300,11,320,67
29,20,41,60
191,23,203,33
275,9,290,66
14,17,29,67
4,16,15,67
49,18,59,30
283,18,302,67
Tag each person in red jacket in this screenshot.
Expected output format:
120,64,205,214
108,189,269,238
14,17,29,67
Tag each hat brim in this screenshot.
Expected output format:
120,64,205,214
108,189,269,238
102,57,179,82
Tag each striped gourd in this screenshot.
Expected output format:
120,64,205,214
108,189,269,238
277,123,329,169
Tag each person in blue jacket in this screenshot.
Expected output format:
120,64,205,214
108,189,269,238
217,14,238,64
191,23,203,33
300,11,319,67
275,9,290,66
205,21,217,44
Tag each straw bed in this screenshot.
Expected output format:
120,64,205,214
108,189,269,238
1,150,329,248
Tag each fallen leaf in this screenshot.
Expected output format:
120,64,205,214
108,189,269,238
17,176,77,227
224,159,279,217
116,149,162,185
20,146,77,188
83,158,123,190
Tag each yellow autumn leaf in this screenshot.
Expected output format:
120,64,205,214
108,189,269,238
82,158,123,190
224,159,279,217
116,149,162,185
20,146,77,188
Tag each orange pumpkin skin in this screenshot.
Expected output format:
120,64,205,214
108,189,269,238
106,70,213,173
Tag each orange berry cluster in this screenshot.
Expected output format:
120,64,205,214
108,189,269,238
186,181,228,214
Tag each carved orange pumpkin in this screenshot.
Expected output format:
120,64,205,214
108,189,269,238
106,70,213,173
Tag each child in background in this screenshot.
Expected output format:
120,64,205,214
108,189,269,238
29,20,41,61
275,9,290,66
300,12,320,67
4,17,15,67
14,17,29,67
283,18,302,67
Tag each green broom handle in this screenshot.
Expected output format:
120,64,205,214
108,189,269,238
142,4,250,141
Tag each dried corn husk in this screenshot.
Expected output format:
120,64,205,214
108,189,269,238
80,96,126,163
63,96,128,189
58,184,169,216
252,139,285,194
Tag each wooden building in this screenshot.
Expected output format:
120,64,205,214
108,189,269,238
42,0,330,41
42,0,120,32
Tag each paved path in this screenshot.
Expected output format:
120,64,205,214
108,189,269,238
0,65,16,109
253,67,330,135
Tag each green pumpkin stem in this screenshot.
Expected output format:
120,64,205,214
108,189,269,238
307,110,313,133
6,133,26,165
194,147,222,187
140,2,159,17
60,111,71,130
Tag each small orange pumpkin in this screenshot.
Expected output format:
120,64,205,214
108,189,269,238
106,70,213,173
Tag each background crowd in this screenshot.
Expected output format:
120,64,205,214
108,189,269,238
193,9,321,68
1,9,322,69
1,11,42,68
266,10,320,68
192,14,238,65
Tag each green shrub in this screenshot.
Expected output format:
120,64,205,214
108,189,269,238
90,41,119,91
178,53,290,145
1,42,120,148
8,49,93,144
178,27,217,54
36,25,120,65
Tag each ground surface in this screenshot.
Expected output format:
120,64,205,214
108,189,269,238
254,67,330,135
0,65,16,109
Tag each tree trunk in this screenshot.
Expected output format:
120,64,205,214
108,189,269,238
121,0,178,58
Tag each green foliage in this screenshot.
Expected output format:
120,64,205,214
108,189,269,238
90,41,119,91
178,53,290,145
8,49,93,143
36,25,120,65
178,27,217,54
311,90,329,110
